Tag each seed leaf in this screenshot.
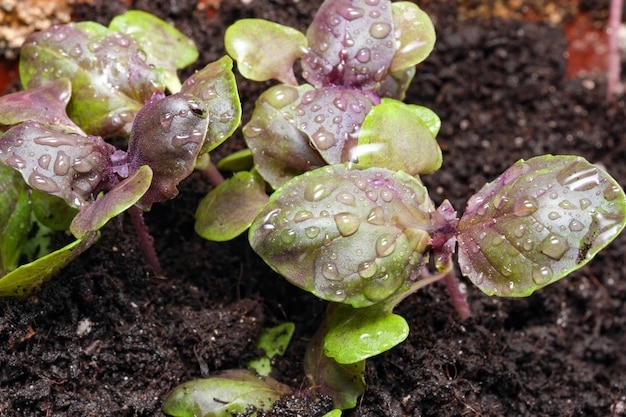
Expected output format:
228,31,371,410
355,99,442,175
195,170,269,242
389,2,436,72
249,164,433,308
225,19,306,86
457,155,626,297
162,369,291,417
324,303,409,364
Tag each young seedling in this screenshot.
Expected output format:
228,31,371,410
0,11,241,295
183,0,626,414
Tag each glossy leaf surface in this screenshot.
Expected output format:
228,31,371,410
458,155,626,296
355,99,442,175
195,170,269,242
109,10,198,93
302,0,395,89
324,303,409,364
225,19,306,85
162,369,291,417
31,190,78,231
389,2,436,72
70,165,153,238
249,164,434,308
0,121,116,208
20,22,163,137
0,231,99,298
243,84,325,188
181,56,241,153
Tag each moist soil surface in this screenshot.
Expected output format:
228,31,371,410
1,1,626,416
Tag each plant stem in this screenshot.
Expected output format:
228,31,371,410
202,162,225,187
128,205,163,275
443,271,471,321
607,0,624,99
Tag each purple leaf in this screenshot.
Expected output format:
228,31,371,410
249,164,434,308
296,86,377,164
302,0,396,89
457,155,626,297
0,121,116,208
127,92,209,209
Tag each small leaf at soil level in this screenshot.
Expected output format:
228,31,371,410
249,164,434,308
457,155,626,296
324,303,409,364
162,369,291,417
248,322,295,376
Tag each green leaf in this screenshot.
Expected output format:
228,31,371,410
195,170,269,242
377,66,416,101
31,189,78,231
181,56,241,153
225,19,306,85
324,304,409,364
0,231,99,298
216,148,254,172
458,155,626,296
248,322,295,376
109,10,198,93
162,369,291,417
322,410,342,417
70,165,153,238
249,164,434,308
389,2,436,72
356,99,442,176
0,164,32,274
243,84,325,188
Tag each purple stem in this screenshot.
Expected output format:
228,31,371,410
202,162,225,187
443,271,471,321
128,205,163,275
607,0,624,99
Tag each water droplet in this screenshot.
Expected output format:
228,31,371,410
603,184,621,201
333,96,347,111
38,154,51,170
522,239,534,251
314,114,325,124
369,22,392,39
338,5,365,20
556,164,600,191
375,234,396,257
301,91,316,105
266,85,299,108
336,192,356,206
6,153,26,170
322,262,341,281
365,0,380,5
327,16,341,26
28,171,60,193
514,224,526,237
244,125,263,138
304,181,337,202
548,211,561,220
532,265,553,285
568,219,584,232
305,226,321,239
34,136,77,147
380,189,393,202
539,233,569,260
334,212,360,236
579,198,591,210
280,228,296,244
160,112,174,132
332,289,347,302
53,150,71,176
549,191,559,199
358,260,378,279
367,207,385,225
311,127,337,150
355,48,371,63
558,199,576,210
293,210,314,223
513,196,538,217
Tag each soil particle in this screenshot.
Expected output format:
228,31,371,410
1,1,626,416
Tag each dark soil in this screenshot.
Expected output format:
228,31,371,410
2,1,626,416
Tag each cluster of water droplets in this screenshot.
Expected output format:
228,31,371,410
458,157,626,297
252,165,433,307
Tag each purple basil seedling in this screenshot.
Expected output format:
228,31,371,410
0,11,241,294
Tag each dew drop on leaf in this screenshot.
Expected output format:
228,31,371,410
375,234,396,257
538,233,569,260
369,22,392,39
334,212,361,236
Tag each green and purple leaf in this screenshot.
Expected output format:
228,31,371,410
20,22,164,137
302,0,395,89
389,2,436,72
249,164,434,308
243,84,326,188
109,10,198,93
0,121,116,208
162,369,291,417
127,93,209,209
355,99,442,175
195,170,269,242
181,56,241,153
225,19,306,85
457,155,626,296
296,87,377,164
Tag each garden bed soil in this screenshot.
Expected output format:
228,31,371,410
1,0,626,416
